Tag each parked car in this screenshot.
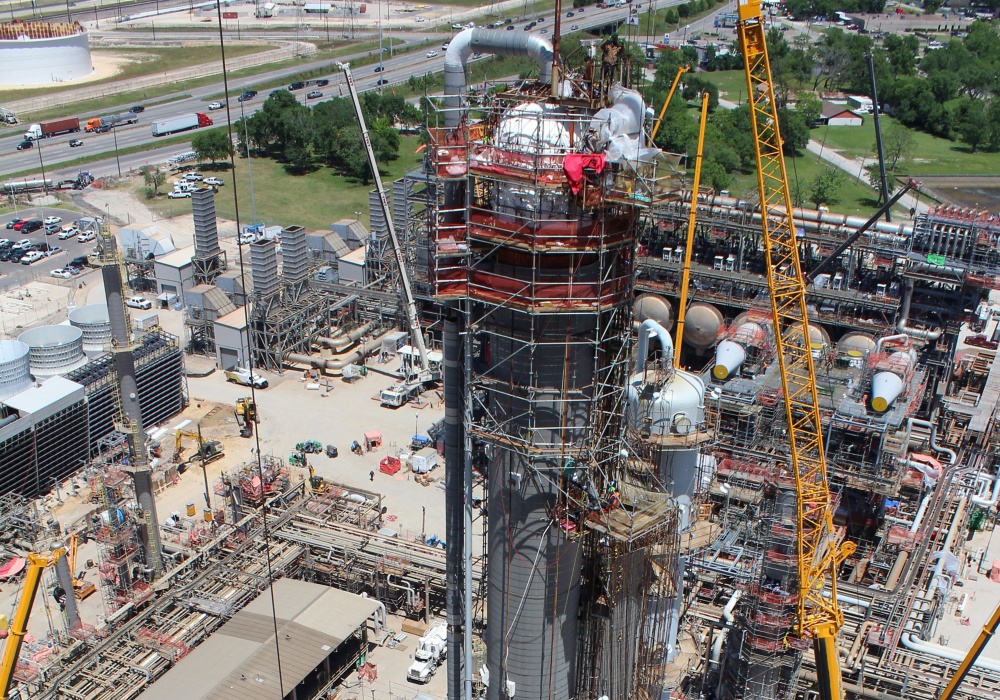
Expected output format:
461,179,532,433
77,231,96,243
12,219,29,231
50,268,73,279
8,249,26,262
129,105,145,113
69,255,90,268
43,215,62,225
6,219,23,230
208,101,224,110
65,265,82,275
184,173,203,182
69,139,84,147
125,296,152,310
20,220,42,233
0,249,11,262
21,251,44,264
168,190,191,199
203,177,224,186
11,239,32,250
0,239,10,249
306,90,323,99
58,225,79,239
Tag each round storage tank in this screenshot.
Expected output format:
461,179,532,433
682,303,724,350
0,340,32,400
0,21,93,86
18,325,86,376
69,304,111,358
634,294,672,327
837,332,877,356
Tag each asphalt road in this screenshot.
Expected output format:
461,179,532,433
0,208,102,292
0,2,651,180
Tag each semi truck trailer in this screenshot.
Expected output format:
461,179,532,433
23,117,81,140
151,113,213,137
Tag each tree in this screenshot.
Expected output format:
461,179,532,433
987,98,1000,152
795,93,823,128
191,130,234,165
879,122,916,170
807,165,846,207
954,98,990,152
777,108,810,155
141,166,166,198
863,162,885,200
664,7,679,23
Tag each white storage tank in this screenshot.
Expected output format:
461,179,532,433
17,325,86,376
634,294,673,327
68,304,110,358
0,21,93,86
682,302,724,350
0,340,32,400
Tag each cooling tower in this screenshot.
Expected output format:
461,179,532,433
0,340,32,400
18,325,86,376
69,304,111,358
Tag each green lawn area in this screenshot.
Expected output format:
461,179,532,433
726,148,908,218
143,135,424,231
696,70,750,102
0,45,270,104
812,117,996,176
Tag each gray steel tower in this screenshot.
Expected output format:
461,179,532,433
95,222,164,577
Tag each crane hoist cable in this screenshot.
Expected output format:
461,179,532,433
733,2,856,699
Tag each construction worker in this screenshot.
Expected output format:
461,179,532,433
601,33,623,82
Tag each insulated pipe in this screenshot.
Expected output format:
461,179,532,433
285,331,393,374
709,590,742,666
900,632,1000,674
635,319,675,374
875,333,909,352
871,371,904,413
971,473,1000,508
907,418,957,465
898,279,944,340
589,85,647,145
926,495,966,597
53,542,80,630
910,495,932,533
316,321,375,351
443,29,553,127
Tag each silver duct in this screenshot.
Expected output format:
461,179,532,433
444,28,553,127
898,279,944,341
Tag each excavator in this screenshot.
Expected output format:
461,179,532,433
0,549,65,699
173,429,224,468
733,0,856,698
67,535,96,600
307,464,329,494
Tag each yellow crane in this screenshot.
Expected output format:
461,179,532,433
734,1,855,698
937,600,1000,700
650,65,690,143
0,549,66,699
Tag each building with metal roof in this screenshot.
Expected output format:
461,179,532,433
136,578,381,700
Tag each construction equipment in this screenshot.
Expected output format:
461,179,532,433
173,429,224,466
650,65,690,142
307,464,329,493
0,549,66,699
937,599,1000,700
338,61,436,405
734,1,856,699
67,535,96,600
234,397,258,438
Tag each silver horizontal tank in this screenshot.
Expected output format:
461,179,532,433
17,325,86,376
634,293,673,327
0,340,32,400
69,304,111,358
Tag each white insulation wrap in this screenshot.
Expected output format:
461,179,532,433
871,371,904,413
494,103,570,154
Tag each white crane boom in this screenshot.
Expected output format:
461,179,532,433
337,62,431,376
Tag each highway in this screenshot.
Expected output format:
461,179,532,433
0,1,667,181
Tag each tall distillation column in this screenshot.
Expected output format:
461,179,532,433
94,221,163,577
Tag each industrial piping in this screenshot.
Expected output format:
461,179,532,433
443,29,553,127
315,321,375,351
635,319,675,373
285,331,394,373
898,280,944,340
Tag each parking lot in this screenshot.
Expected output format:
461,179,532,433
0,207,101,291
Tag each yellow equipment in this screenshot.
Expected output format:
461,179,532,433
937,600,1000,700
235,398,258,438
0,549,66,699
173,429,224,465
650,65,690,143
307,464,329,494
67,535,96,600
734,1,856,698
674,91,710,368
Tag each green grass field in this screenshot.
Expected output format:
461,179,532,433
812,117,996,176
143,135,424,230
0,45,271,104
696,70,751,102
